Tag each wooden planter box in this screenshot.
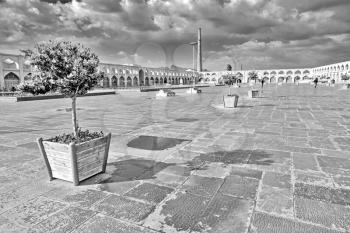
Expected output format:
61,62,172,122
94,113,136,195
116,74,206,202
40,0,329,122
37,133,111,186
248,90,259,98
223,94,239,108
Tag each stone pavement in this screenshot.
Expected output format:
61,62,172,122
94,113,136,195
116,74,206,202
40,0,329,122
0,84,349,233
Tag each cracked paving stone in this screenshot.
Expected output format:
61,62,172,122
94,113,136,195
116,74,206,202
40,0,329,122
220,175,259,199
75,214,157,233
295,170,334,187
125,182,174,204
230,167,263,180
181,175,224,197
192,193,254,233
28,207,95,233
295,197,350,232
92,194,155,222
44,188,109,209
3,196,66,227
262,172,291,189
256,185,293,217
144,192,210,232
249,211,343,233
294,183,350,206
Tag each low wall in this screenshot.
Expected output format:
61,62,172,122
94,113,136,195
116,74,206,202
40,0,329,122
10,91,116,102
140,84,210,92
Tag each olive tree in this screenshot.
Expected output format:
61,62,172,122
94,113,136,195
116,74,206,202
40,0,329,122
19,41,105,138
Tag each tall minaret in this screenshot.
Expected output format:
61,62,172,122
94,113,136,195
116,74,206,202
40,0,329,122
197,28,202,72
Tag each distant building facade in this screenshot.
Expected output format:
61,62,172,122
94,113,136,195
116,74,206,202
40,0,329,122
0,52,199,91
0,51,349,91
201,61,350,85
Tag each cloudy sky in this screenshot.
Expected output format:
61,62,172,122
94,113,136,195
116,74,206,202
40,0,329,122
1,0,350,71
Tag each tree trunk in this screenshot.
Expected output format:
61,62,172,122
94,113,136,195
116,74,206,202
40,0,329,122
71,96,78,139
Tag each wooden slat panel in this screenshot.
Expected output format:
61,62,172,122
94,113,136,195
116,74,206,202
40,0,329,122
43,141,69,153
79,167,101,181
45,149,70,160
75,137,107,153
78,161,103,173
76,145,105,161
77,152,104,169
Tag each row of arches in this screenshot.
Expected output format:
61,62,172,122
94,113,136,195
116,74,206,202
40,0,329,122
315,64,350,73
100,75,194,88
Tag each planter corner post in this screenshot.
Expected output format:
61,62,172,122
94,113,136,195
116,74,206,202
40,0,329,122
69,142,79,186
37,137,54,181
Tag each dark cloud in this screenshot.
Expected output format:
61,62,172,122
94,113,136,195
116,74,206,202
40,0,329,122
0,0,349,70
39,0,75,4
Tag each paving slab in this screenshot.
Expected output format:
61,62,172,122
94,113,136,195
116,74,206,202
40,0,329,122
192,193,254,233
249,211,343,233
294,183,350,206
295,197,350,232
220,175,259,199
2,196,66,228
75,214,157,233
181,175,223,198
29,207,96,233
144,191,210,232
125,182,174,204
92,194,155,222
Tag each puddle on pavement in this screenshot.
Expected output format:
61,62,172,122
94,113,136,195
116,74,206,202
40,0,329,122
174,118,198,122
127,135,190,150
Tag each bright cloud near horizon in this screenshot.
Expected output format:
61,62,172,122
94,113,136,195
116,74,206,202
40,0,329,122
1,0,350,71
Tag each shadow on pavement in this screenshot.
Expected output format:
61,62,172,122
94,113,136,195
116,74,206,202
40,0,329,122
100,159,175,183
187,149,274,170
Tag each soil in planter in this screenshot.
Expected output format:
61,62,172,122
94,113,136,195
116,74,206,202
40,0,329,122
127,135,190,150
47,129,104,144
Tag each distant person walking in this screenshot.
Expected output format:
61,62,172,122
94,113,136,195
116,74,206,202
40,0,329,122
313,77,318,88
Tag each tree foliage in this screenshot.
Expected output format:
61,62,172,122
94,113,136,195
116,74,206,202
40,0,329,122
248,71,258,81
18,40,102,97
226,64,232,71
18,41,105,139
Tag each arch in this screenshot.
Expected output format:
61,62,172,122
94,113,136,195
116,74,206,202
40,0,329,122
164,77,167,84
150,77,154,85
145,77,149,86
102,76,110,88
303,70,310,74
4,72,20,91
271,71,277,75
270,77,276,83
127,76,132,87
286,76,292,83
139,69,144,83
155,77,159,85
278,71,284,75
133,76,138,86
263,77,269,82
120,76,125,86
160,77,163,85
294,76,301,82
286,71,293,75
112,75,118,88
263,71,269,75
302,76,309,80
278,77,284,82
346,64,349,70
295,70,301,75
